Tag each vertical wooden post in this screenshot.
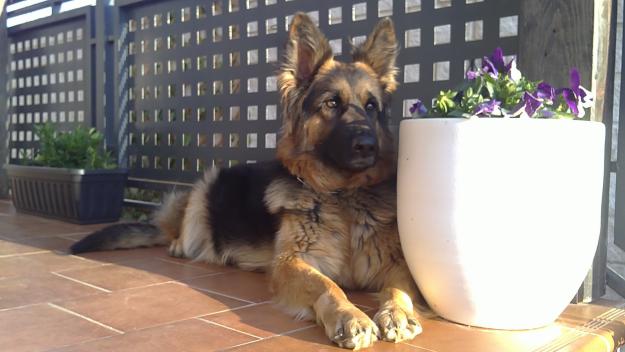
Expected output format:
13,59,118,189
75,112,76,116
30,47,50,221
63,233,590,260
0,3,8,198
518,0,615,302
94,1,106,135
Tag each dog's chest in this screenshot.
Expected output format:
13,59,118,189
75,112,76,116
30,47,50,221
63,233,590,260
299,186,399,289
341,189,398,288
272,179,401,290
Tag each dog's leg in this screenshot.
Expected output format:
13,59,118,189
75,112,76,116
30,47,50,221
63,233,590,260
272,256,379,350
374,263,423,343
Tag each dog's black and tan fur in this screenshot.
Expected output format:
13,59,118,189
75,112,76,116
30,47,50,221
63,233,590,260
71,14,424,349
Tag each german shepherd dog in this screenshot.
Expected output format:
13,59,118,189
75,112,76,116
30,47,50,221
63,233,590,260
71,13,424,350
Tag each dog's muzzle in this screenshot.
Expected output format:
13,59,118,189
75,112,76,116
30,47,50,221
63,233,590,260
320,121,380,172
348,130,378,170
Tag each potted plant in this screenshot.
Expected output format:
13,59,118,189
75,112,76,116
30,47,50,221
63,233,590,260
5,123,128,224
397,48,605,330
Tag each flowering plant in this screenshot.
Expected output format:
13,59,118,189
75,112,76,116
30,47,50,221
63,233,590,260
410,48,594,119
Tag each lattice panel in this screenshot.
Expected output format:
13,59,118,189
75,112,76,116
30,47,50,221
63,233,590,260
7,17,90,163
118,0,519,183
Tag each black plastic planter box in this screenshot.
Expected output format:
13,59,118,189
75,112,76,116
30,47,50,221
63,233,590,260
5,165,128,224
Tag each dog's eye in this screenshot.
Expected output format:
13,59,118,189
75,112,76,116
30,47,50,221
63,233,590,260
325,98,339,109
365,101,377,111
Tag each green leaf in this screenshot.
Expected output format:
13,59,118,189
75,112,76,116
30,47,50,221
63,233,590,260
29,122,117,169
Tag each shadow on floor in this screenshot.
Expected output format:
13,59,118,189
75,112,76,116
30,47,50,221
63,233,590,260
0,199,393,352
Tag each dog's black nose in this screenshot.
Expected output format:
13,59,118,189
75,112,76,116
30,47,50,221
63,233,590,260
352,135,378,158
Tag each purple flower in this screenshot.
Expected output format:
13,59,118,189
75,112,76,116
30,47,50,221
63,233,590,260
568,68,593,108
554,69,594,117
536,82,556,101
569,69,583,99
466,70,481,80
409,99,428,116
523,92,542,116
481,58,498,78
474,100,501,115
559,88,579,116
489,47,507,73
482,47,511,78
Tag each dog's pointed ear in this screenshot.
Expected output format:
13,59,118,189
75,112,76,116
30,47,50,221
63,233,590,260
352,18,399,94
282,13,333,86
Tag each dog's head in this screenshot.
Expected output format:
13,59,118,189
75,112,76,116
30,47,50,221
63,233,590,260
277,13,398,193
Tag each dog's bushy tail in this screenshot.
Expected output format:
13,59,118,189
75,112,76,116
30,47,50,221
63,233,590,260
69,223,165,254
69,191,191,254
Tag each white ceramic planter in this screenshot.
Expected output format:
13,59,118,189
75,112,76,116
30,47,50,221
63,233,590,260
397,118,605,330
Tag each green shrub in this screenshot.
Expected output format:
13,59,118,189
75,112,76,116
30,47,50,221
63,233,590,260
25,123,116,169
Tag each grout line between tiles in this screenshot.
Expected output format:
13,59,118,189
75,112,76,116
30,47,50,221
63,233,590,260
0,302,42,312
3,232,90,239
67,253,106,263
116,302,264,335
52,261,109,274
156,257,234,274
184,272,231,281
45,334,119,352
200,301,267,317
152,257,233,276
217,338,268,351
57,234,82,242
275,324,318,337
116,280,185,292
0,250,50,258
47,303,125,334
217,325,319,352
196,317,264,339
403,341,439,352
50,272,112,293
60,231,96,237
173,281,256,304
553,325,612,352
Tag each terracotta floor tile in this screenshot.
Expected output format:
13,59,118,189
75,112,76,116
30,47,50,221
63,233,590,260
552,329,614,352
58,282,249,332
157,254,239,272
0,272,103,309
403,317,566,352
71,246,173,264
202,302,314,338
61,233,90,242
558,303,616,325
0,304,118,352
184,271,271,303
0,200,16,214
228,326,427,351
0,214,107,239
55,233,236,274
69,245,235,273
59,258,222,291
0,252,102,279
55,319,257,352
0,236,75,256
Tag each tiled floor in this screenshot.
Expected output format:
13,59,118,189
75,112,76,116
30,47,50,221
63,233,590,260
1,199,625,352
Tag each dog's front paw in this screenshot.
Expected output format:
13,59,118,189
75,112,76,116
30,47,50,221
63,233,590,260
168,239,184,258
326,307,379,350
373,304,422,343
